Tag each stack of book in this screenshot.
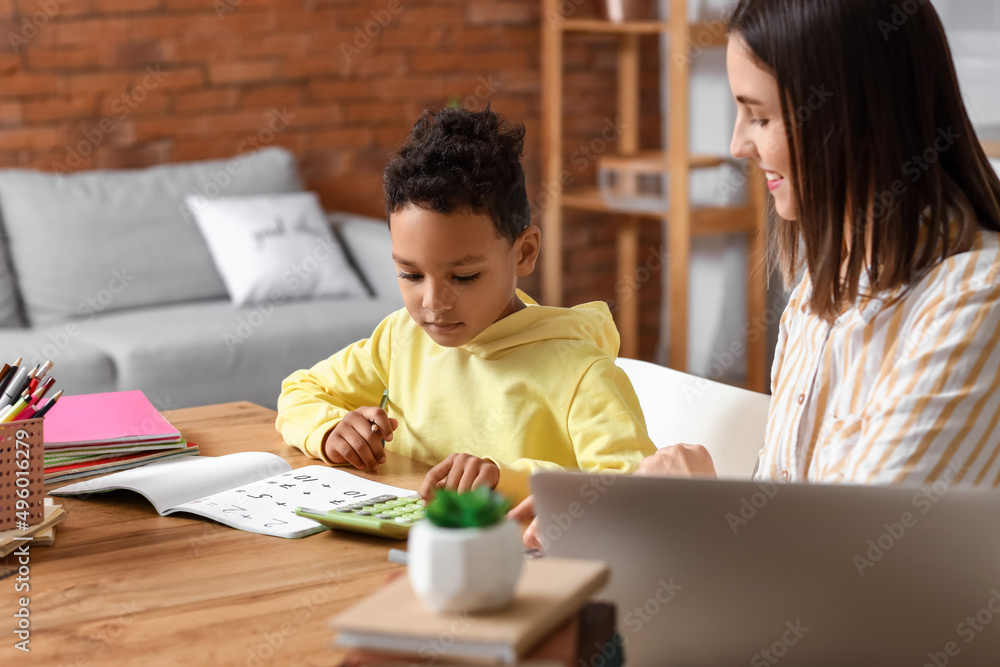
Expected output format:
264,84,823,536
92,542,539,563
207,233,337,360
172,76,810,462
44,390,198,484
0,498,69,557
332,558,620,666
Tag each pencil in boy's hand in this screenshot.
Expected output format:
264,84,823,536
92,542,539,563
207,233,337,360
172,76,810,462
371,390,389,443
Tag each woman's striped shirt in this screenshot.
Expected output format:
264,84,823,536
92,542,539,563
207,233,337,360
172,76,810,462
756,229,1000,487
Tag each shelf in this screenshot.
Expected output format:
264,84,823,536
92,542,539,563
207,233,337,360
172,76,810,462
596,151,728,171
560,18,728,46
977,125,999,157
559,188,756,235
561,18,670,34
541,0,768,388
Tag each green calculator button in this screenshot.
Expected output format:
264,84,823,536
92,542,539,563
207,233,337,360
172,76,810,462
294,499,428,540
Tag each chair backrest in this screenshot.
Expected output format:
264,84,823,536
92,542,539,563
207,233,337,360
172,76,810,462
615,357,771,479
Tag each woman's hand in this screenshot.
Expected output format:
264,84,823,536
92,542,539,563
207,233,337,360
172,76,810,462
419,453,500,501
636,444,718,478
507,496,542,550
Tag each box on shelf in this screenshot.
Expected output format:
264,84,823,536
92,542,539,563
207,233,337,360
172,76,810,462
596,151,728,212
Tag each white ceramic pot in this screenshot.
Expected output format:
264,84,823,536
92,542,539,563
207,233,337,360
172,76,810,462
408,519,524,614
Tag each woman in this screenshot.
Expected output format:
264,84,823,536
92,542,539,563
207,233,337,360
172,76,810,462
514,0,1000,543
641,0,1000,485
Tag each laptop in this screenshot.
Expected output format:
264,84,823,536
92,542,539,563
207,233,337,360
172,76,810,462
532,472,1000,667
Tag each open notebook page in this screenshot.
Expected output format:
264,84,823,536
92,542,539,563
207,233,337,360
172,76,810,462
173,466,417,538
51,452,291,514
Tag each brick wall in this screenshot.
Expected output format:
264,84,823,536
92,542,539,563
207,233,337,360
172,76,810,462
0,0,666,359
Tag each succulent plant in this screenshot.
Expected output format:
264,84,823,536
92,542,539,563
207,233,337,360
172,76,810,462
425,487,511,529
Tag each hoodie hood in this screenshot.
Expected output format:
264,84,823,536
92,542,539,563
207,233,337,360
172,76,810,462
461,298,621,360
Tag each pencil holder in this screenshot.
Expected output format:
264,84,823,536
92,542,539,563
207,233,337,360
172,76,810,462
0,417,45,530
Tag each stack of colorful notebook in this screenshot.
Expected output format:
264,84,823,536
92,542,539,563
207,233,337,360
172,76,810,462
43,390,198,484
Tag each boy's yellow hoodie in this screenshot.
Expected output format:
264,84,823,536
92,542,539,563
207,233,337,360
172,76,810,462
276,298,656,502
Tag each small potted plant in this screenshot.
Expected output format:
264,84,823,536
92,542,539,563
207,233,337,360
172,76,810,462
408,487,523,614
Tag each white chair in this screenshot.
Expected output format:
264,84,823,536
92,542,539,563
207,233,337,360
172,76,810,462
615,357,772,479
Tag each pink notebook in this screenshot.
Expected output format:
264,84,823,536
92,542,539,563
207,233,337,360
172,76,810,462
43,391,181,449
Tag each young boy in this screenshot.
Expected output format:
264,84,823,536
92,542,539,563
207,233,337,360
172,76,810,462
276,105,656,503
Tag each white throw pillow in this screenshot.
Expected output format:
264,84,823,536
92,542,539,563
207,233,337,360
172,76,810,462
185,192,370,306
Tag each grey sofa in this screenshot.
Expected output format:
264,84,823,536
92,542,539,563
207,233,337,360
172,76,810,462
0,148,402,410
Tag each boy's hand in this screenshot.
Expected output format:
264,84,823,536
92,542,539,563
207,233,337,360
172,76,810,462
419,453,500,501
323,407,398,472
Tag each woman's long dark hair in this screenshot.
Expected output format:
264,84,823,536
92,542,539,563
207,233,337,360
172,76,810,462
729,0,1000,321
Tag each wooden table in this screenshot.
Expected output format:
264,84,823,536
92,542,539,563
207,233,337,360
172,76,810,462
0,402,431,667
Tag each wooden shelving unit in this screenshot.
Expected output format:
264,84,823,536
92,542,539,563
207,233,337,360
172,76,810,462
541,0,769,392
982,124,1000,159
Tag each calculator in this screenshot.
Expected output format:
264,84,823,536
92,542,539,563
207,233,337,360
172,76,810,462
294,494,426,540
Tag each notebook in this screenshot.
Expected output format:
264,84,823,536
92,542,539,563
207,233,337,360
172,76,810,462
50,452,417,538
44,441,200,484
43,390,181,448
332,558,610,665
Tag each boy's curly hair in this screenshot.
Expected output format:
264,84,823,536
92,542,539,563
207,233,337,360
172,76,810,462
383,105,531,243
